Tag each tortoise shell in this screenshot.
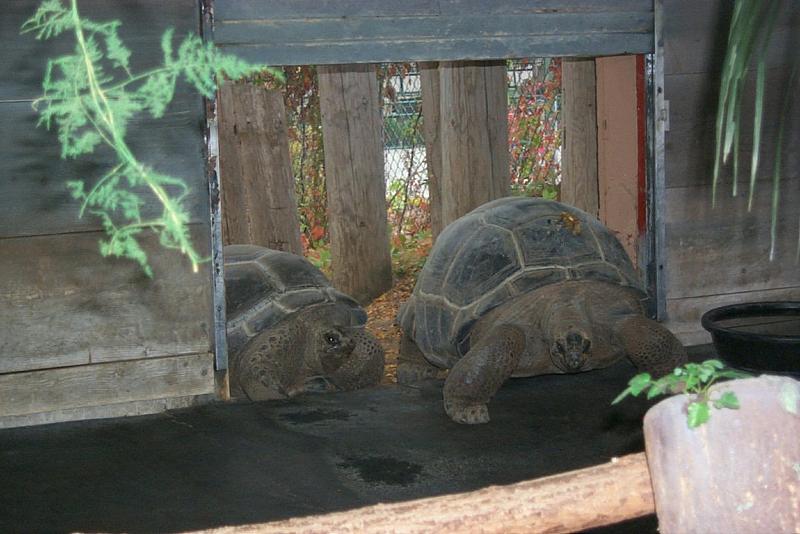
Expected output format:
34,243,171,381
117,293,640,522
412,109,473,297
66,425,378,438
399,197,644,367
225,245,366,355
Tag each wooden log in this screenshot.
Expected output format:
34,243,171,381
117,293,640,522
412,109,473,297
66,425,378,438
644,376,800,534
561,58,599,216
218,82,303,255
318,64,392,304
419,62,443,240
208,453,655,533
439,60,509,227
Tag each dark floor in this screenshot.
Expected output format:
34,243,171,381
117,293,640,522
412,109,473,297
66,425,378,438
0,349,716,533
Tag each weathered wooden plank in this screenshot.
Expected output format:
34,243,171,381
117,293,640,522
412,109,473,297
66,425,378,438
218,82,303,254
217,34,654,66
439,61,509,227
0,227,212,374
663,0,800,76
663,181,800,301
596,56,641,263
664,70,800,189
318,64,392,304
211,453,655,534
0,352,215,420
215,0,651,20
214,0,439,19
665,287,800,345
0,0,199,102
561,58,599,216
214,13,652,46
419,62,443,240
0,392,215,429
0,94,208,238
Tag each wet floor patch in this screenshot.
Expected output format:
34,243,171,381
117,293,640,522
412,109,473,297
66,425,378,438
278,408,352,424
338,456,424,486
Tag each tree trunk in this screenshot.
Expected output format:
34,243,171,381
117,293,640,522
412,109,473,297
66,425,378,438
439,60,509,227
644,376,800,534
561,58,599,216
318,64,392,304
217,82,303,255
419,62,443,241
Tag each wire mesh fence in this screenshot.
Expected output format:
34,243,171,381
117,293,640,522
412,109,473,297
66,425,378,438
282,61,562,258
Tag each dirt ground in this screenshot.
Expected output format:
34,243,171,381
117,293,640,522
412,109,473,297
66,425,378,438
364,275,415,384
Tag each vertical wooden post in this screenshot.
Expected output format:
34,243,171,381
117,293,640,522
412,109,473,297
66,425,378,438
218,82,303,255
318,64,392,304
561,58,599,216
419,62,443,240
596,55,641,263
439,60,509,227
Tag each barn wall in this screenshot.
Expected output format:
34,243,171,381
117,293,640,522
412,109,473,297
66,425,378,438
662,1,800,344
0,0,216,427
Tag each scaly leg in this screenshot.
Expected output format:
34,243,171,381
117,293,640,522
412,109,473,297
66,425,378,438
616,315,688,377
443,325,525,424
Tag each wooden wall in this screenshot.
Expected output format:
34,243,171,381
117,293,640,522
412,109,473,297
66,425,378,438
662,0,800,344
0,0,216,427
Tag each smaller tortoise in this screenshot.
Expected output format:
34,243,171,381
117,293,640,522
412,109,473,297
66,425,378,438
225,245,384,400
398,197,687,424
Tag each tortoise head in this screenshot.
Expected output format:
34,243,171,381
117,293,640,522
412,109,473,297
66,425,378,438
312,326,358,374
306,323,385,390
550,329,592,372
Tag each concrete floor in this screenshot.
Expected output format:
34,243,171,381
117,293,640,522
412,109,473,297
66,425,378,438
0,353,707,533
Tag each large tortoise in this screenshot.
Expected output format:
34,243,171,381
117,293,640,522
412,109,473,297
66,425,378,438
225,245,384,400
398,197,687,424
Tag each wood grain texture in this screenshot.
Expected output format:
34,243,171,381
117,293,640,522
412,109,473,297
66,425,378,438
216,0,652,20
209,453,655,533
664,181,800,301
0,352,215,420
318,64,392,304
0,228,212,374
419,62,443,240
218,82,303,254
662,0,800,76
439,61,509,227
0,0,199,102
0,393,215,429
664,69,800,189
0,95,208,238
561,58,599,216
661,0,800,342
212,0,653,65
596,56,640,262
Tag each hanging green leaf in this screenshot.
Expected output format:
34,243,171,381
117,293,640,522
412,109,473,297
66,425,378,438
21,0,283,275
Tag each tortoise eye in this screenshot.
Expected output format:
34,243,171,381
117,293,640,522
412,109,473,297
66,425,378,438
324,333,340,347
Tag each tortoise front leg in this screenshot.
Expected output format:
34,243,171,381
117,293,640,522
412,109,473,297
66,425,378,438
231,324,301,401
615,315,688,377
443,325,525,424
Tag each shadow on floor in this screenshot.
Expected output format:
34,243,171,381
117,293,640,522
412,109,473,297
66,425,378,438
0,350,722,533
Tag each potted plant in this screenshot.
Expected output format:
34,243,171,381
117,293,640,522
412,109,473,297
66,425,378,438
614,361,800,532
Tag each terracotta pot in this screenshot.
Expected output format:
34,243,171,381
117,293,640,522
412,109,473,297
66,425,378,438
643,375,800,534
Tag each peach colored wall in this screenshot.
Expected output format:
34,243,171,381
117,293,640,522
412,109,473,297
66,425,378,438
596,56,640,264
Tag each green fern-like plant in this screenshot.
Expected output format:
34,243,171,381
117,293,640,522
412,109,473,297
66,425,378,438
22,0,282,276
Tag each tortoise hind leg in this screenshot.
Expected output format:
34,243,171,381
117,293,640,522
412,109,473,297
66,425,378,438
397,332,441,384
443,325,525,424
616,315,688,377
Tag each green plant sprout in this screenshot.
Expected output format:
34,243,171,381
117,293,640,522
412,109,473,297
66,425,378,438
22,0,282,276
612,360,752,428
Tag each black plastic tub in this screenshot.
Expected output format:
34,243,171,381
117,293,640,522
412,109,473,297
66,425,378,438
701,302,800,375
